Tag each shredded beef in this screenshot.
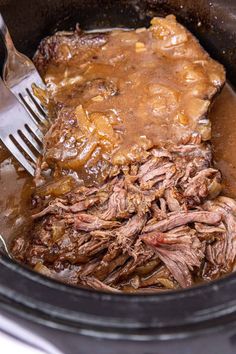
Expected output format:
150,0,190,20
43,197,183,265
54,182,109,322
12,139,236,292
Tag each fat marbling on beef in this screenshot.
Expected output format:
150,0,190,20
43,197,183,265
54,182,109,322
11,15,236,293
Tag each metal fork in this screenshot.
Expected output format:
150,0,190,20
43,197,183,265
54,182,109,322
0,12,47,126
0,77,43,176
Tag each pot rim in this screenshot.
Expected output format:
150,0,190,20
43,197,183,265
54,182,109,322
1,253,236,336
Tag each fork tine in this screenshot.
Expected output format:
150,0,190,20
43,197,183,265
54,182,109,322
2,136,35,176
20,93,47,125
13,133,38,163
25,120,44,142
27,87,47,115
21,127,42,154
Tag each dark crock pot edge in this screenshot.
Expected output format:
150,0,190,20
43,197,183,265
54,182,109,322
1,253,236,340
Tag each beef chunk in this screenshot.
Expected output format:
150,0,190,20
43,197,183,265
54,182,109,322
33,15,225,184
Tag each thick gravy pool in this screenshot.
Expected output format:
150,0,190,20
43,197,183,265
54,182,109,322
211,84,236,198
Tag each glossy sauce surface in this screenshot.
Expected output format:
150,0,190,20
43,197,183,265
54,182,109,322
211,84,236,198
39,16,224,183
0,147,33,246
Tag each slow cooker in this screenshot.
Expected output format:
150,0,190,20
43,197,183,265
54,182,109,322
1,1,236,353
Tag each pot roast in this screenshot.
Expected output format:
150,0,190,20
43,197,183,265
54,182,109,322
11,15,236,293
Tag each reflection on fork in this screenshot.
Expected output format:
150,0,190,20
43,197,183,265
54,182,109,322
0,233,11,258
0,12,47,175
0,12,47,126
0,77,43,175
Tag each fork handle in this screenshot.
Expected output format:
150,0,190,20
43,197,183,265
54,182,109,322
0,13,15,51
0,13,24,83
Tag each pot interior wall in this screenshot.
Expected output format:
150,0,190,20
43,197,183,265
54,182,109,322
0,0,236,86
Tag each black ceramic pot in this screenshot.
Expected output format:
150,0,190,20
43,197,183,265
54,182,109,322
0,1,236,353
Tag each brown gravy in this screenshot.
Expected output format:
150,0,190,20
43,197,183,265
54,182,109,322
37,16,224,183
211,84,236,198
0,147,33,245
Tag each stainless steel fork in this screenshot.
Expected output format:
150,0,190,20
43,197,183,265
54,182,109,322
0,77,43,176
0,12,47,125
